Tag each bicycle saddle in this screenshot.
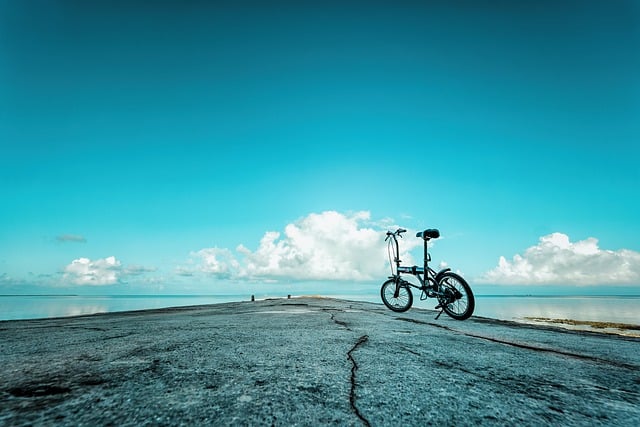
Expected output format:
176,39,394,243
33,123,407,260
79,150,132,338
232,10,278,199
416,229,440,240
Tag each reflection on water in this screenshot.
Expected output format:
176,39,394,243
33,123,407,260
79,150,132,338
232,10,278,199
0,296,111,320
472,296,640,325
0,295,248,321
61,305,108,318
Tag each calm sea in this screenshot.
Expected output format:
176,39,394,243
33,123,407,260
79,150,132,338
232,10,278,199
1,294,639,326
0,295,247,322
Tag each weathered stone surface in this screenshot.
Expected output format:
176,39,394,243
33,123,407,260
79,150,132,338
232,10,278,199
1,297,639,426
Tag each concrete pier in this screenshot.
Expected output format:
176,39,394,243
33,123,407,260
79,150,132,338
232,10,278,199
1,297,639,426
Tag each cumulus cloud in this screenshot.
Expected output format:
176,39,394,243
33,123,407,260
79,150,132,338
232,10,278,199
481,233,640,285
56,234,87,243
191,247,242,279
187,211,420,281
63,256,122,285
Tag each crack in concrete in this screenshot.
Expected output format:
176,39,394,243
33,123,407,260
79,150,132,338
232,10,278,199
399,345,421,357
322,309,352,331
330,313,351,331
347,335,370,427
396,317,639,371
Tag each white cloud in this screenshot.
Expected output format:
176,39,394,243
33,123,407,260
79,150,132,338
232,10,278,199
63,256,122,286
480,232,640,285
191,247,241,279
187,211,420,281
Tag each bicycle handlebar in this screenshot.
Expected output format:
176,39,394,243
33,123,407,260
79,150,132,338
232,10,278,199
385,228,407,240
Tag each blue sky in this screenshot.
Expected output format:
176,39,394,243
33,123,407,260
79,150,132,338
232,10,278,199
1,1,639,295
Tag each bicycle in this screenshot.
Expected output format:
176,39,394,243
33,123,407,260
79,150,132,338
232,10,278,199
381,228,475,320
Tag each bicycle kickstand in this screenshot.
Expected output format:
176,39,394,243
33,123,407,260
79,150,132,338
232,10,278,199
434,306,445,320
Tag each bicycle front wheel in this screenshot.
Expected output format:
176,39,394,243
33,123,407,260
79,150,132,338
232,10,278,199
437,272,475,320
380,279,413,312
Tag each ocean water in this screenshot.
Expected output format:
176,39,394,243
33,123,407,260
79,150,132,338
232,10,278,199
472,295,640,324
1,294,639,325
0,295,248,321
338,294,640,325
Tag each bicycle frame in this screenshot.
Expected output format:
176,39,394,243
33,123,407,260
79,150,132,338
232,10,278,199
387,230,451,300
382,228,475,319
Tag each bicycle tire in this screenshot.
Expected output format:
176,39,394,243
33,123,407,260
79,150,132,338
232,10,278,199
437,272,474,320
380,279,413,312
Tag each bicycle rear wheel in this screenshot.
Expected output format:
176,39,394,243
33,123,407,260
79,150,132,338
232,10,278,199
380,279,413,312
437,272,474,320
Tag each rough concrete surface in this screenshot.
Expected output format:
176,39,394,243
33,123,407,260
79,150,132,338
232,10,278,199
1,297,639,426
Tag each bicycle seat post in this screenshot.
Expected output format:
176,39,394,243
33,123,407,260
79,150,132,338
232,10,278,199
423,236,429,273
416,228,440,276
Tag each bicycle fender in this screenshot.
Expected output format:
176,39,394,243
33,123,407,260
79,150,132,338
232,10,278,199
434,268,452,283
